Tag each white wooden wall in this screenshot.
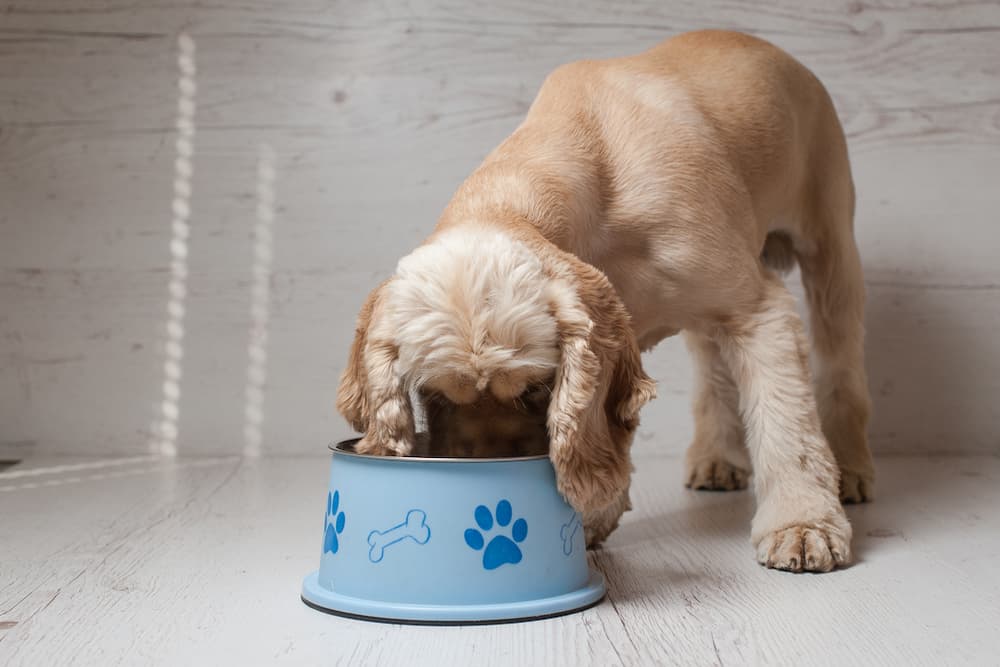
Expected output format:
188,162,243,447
2,1,998,458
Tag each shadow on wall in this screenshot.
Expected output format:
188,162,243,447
864,279,998,455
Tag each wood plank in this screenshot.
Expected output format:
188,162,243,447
1,454,998,665
4,266,998,455
1,0,999,456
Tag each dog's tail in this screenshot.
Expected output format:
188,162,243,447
760,231,797,274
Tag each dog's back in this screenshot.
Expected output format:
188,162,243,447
441,30,853,345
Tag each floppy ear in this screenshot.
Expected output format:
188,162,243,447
546,256,656,516
336,280,416,456
336,282,383,433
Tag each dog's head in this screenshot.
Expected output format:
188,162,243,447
337,227,656,513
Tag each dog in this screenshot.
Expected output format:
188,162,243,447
336,30,875,572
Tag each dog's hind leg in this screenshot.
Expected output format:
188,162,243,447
795,141,874,503
683,332,752,491
796,218,874,503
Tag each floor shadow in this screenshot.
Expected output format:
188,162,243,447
590,537,715,603
612,489,751,548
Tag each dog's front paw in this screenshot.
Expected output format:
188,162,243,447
685,457,749,491
755,524,851,572
355,434,412,457
752,492,852,573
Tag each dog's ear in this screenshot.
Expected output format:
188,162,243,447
336,280,415,455
545,255,656,515
336,282,383,433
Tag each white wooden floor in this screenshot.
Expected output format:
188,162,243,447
2,453,999,666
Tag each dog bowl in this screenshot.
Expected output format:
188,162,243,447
300,440,606,624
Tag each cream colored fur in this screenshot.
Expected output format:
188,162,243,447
338,30,874,572
384,228,562,398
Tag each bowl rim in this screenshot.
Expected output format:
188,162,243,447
329,438,550,463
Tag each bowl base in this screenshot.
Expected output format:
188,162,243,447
300,570,606,625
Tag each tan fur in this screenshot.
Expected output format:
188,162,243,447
338,30,873,571
336,279,388,434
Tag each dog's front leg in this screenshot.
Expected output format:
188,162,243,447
717,277,852,572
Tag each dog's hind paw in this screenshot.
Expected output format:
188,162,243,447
839,470,874,504
685,458,749,491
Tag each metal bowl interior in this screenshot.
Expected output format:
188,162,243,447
329,438,550,464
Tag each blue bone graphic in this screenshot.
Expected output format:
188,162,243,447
560,512,582,555
367,509,431,563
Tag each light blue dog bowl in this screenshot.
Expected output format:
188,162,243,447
300,440,606,624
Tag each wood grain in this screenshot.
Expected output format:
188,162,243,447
1,454,998,665
1,0,998,455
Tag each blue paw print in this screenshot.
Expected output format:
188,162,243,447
464,499,528,570
323,490,346,554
